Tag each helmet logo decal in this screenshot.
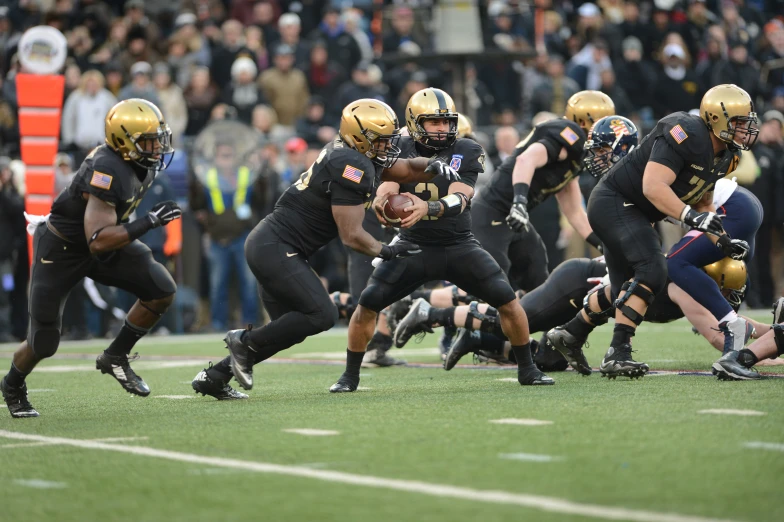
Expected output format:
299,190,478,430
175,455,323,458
609,120,630,139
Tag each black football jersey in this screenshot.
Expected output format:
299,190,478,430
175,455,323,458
266,139,378,256
49,145,155,247
397,137,484,246
478,118,585,213
604,112,739,222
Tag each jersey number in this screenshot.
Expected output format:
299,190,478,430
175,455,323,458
414,183,440,221
682,176,714,205
295,148,328,191
121,198,142,222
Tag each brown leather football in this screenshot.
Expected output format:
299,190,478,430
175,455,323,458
381,194,414,225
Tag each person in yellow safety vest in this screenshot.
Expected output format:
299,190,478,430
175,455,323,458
190,141,273,331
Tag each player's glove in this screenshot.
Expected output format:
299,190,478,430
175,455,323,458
716,234,750,260
425,158,461,182
681,206,724,236
147,200,182,228
379,240,422,260
506,195,530,232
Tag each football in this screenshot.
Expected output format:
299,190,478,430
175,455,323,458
381,194,414,225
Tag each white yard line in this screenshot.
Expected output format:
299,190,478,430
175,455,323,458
155,395,195,400
13,479,67,489
489,418,554,426
1,436,149,449
282,429,340,436
499,453,565,462
35,360,207,373
742,441,784,452
0,430,737,522
698,409,766,416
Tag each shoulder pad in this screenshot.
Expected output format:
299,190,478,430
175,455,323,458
660,113,711,159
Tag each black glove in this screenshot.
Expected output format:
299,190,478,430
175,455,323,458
682,207,724,236
506,195,530,232
425,158,461,182
717,234,750,260
147,200,182,228
379,240,422,260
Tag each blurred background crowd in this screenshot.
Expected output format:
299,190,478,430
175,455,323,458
0,0,783,341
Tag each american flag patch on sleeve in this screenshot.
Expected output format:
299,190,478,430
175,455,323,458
669,124,688,144
342,164,364,183
90,171,113,190
560,127,580,145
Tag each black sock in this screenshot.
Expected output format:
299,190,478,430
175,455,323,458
368,331,393,352
105,320,150,356
510,343,533,367
611,324,636,347
345,349,364,378
206,357,233,384
428,307,455,328
6,363,28,388
564,313,595,338
411,289,432,301
480,332,505,354
737,349,758,368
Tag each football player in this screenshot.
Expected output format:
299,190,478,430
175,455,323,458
193,98,462,397
329,88,553,392
472,91,614,292
1,99,182,418
586,84,757,379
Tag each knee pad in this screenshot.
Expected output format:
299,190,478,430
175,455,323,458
30,324,60,359
583,285,614,325
465,301,503,337
150,262,177,298
614,280,655,326
452,286,477,306
774,324,784,356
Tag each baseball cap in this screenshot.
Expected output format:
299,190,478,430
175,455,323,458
130,61,152,76
285,137,308,153
663,43,686,59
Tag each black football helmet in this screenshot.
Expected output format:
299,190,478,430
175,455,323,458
583,116,638,179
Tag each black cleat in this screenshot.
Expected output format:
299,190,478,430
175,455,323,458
192,365,249,400
599,344,649,379
439,326,457,361
517,365,555,386
225,327,255,390
474,350,514,366
1,377,39,418
329,373,359,393
96,352,150,396
393,298,433,348
712,351,762,381
533,336,569,372
773,297,784,325
444,328,481,371
362,348,406,368
546,327,592,376
386,296,413,333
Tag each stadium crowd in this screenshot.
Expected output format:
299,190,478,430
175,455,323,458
0,0,782,340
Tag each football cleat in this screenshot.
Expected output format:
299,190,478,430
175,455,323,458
362,348,406,368
393,298,433,348
712,351,762,381
718,317,749,354
474,350,514,366
439,326,457,361
599,344,649,379
192,366,249,400
386,296,413,332
773,297,784,325
444,328,481,371
329,373,359,393
546,327,592,376
517,365,555,386
225,327,255,390
533,336,569,372
1,376,39,418
96,352,151,396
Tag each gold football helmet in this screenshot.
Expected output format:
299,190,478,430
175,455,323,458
565,91,615,133
456,113,473,139
339,98,401,168
700,84,758,150
405,88,458,150
704,258,747,308
105,98,174,170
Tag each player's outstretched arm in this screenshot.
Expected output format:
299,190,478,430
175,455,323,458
333,203,421,260
555,179,599,247
85,195,181,255
381,157,460,184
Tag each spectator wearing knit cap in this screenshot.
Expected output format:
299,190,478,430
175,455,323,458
257,44,309,126
277,12,310,71
305,39,346,102
333,61,385,122
309,7,362,73
223,56,267,125
119,23,160,74
652,43,701,119
119,61,163,108
613,36,657,115
211,19,257,90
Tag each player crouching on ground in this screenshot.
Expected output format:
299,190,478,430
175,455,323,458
192,99,464,399
330,88,553,393
1,99,180,418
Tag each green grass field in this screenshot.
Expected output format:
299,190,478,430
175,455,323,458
1,315,783,522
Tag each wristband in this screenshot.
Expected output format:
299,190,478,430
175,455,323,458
438,193,464,217
426,201,443,217
679,205,692,222
123,214,155,242
513,182,530,200
379,244,393,260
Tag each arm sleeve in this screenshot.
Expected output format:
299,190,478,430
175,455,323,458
648,138,686,175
